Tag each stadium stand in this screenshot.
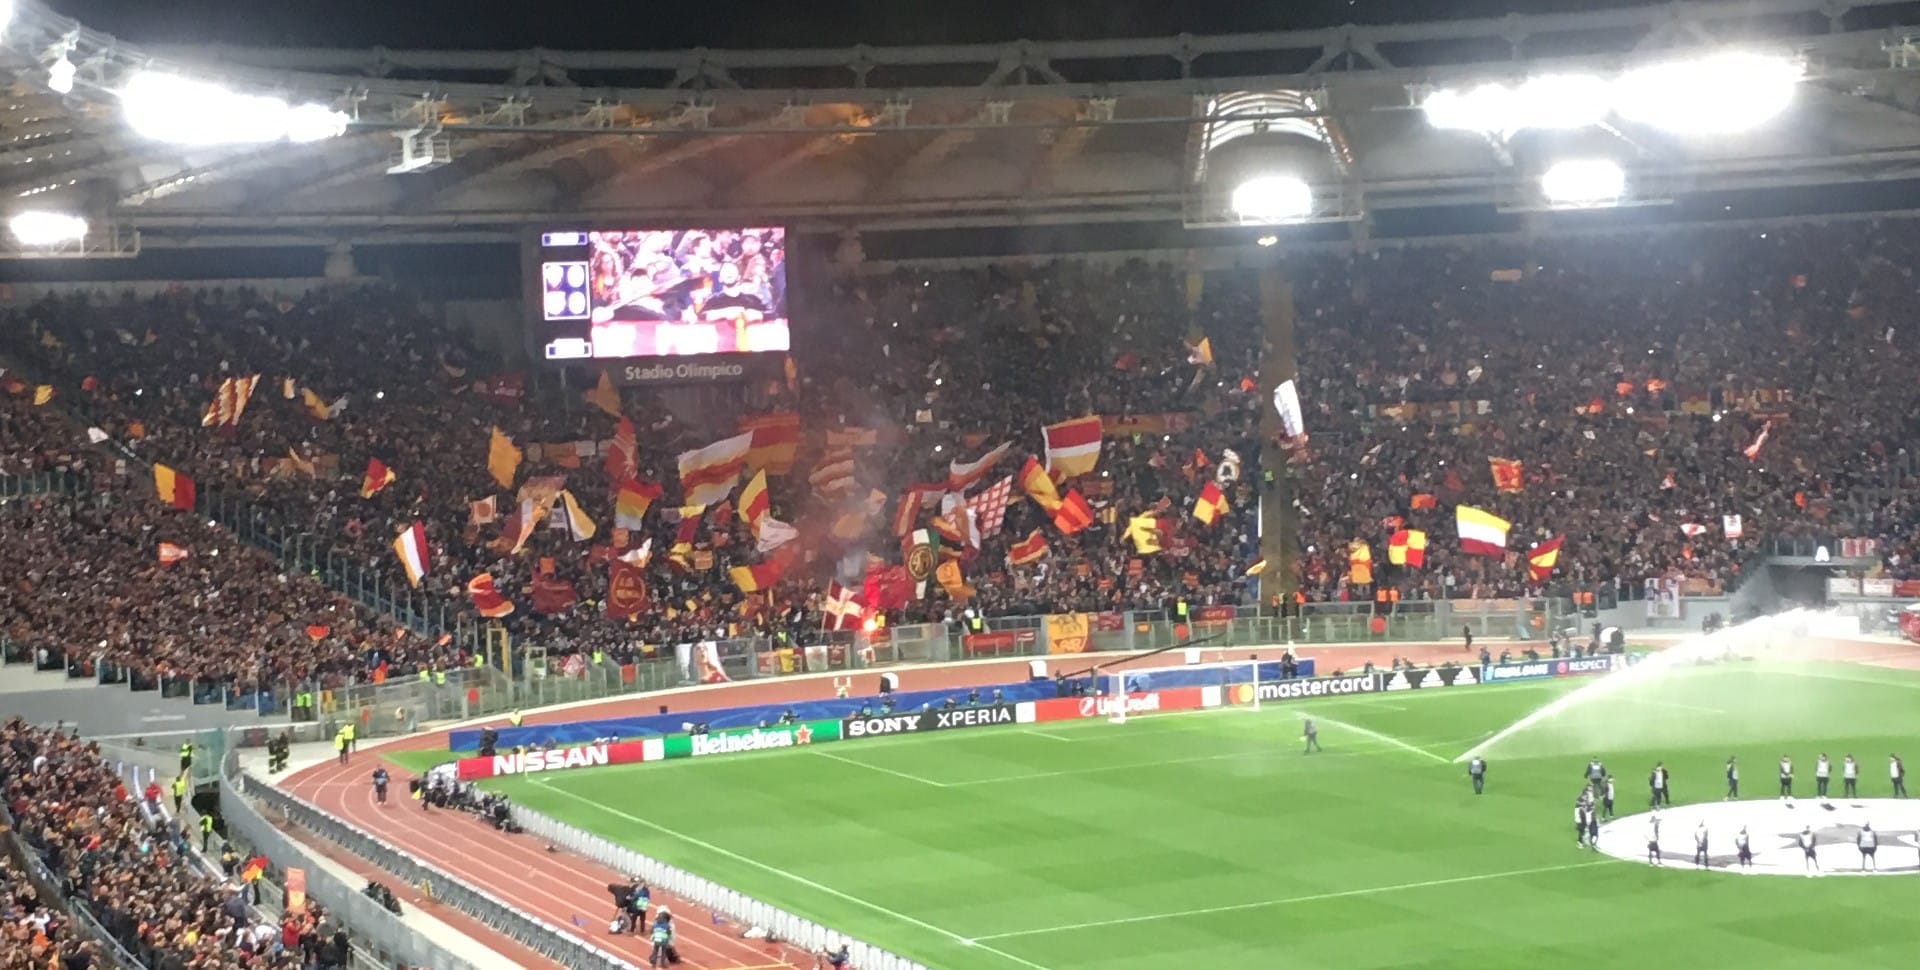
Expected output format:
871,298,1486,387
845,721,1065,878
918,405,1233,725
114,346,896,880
3,219,1919,686
0,719,349,969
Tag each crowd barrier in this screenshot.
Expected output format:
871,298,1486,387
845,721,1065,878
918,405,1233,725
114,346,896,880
509,803,935,970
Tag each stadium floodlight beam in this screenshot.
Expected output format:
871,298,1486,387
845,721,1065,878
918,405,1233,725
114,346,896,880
119,71,350,146
47,53,74,94
1540,159,1626,207
10,211,88,246
1612,52,1801,135
0,0,13,38
1230,175,1313,223
1422,74,1609,137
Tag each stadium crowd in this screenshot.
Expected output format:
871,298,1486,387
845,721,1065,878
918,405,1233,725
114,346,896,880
0,217,1915,688
0,718,349,969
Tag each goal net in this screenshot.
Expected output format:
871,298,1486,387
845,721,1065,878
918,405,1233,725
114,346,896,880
1093,658,1281,723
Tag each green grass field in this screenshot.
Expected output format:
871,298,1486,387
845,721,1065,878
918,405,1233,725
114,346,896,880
421,661,1920,969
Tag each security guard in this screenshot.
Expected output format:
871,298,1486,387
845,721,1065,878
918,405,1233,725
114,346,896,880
334,728,349,765
178,741,194,772
199,812,215,852
432,667,447,686
508,709,524,729
342,720,356,755
170,773,188,814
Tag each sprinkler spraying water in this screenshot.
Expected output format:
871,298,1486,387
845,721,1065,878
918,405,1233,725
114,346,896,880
1454,609,1815,763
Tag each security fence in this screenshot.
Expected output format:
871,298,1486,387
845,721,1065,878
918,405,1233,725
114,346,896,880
228,750,641,970
511,803,933,970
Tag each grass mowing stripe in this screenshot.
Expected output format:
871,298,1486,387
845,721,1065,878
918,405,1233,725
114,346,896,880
969,860,1616,942
529,776,1056,970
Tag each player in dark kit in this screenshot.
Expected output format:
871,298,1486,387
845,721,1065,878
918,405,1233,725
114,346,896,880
1645,811,1663,866
1468,756,1487,794
1895,755,1908,797
372,767,389,805
1843,755,1859,799
1648,762,1671,807
1725,756,1739,800
1735,826,1753,868
1574,799,1591,848
1585,802,1599,849
1815,754,1832,800
1602,775,1616,819
1798,825,1820,876
1693,821,1710,868
1858,823,1878,871
1302,718,1320,754
1586,758,1606,800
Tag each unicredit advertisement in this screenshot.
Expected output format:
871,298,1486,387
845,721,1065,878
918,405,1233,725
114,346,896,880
1031,687,1217,723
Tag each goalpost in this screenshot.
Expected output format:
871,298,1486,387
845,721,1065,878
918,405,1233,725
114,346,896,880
1094,657,1267,724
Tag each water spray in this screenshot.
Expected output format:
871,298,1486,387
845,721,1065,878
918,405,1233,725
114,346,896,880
1453,608,1814,763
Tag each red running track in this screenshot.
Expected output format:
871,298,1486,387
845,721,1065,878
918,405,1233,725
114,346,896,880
283,648,1425,969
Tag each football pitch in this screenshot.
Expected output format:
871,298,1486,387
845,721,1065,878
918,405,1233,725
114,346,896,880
454,661,1920,969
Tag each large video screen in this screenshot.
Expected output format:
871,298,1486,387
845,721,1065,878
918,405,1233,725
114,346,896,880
535,227,789,360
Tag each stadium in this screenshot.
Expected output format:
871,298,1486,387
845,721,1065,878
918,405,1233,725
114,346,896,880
10,0,1920,967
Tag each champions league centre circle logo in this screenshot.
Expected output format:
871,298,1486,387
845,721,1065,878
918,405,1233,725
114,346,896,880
1597,799,1920,876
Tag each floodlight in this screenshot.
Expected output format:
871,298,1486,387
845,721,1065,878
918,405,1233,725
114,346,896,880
47,54,74,95
120,71,350,146
1541,159,1625,206
1512,75,1611,130
0,0,13,37
1230,175,1313,222
1613,52,1800,135
10,211,87,246
1422,84,1514,134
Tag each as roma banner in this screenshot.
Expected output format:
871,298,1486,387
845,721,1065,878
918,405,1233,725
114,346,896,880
1045,612,1091,654
606,557,648,620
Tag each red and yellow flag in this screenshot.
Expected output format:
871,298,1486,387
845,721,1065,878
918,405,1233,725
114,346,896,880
1008,529,1050,565
1488,457,1524,494
1527,536,1564,581
1387,529,1427,567
1193,481,1229,525
360,458,395,499
153,464,195,511
1052,489,1095,534
466,574,515,618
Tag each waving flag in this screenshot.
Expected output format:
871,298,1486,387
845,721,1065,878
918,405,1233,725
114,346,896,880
1126,515,1163,555
1526,536,1564,581
360,458,395,499
966,477,1014,540
583,370,622,418
1348,540,1374,585
1743,420,1773,462
810,448,857,497
1271,380,1306,439
947,440,1013,493
200,375,259,428
1042,417,1103,479
466,574,515,618
822,582,864,631
1409,493,1437,511
391,522,430,588
559,490,597,541
614,479,662,530
32,384,54,406
487,427,523,489
1193,481,1229,525
153,464,195,511
677,432,753,506
739,412,800,476
739,469,770,526
1456,505,1510,556
1018,457,1062,512
1007,529,1050,565
1387,529,1427,567
468,496,497,527
1723,514,1744,540
1052,489,1095,535
605,557,649,620
604,417,638,484
157,542,190,566
1488,457,1524,494
730,548,796,594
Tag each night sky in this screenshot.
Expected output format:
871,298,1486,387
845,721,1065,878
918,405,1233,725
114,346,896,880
58,0,1666,50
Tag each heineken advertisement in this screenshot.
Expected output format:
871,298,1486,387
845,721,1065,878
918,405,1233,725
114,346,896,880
663,718,845,760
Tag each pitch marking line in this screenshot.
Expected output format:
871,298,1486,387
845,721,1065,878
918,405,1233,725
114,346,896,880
1302,713,1451,764
1017,729,1081,742
809,748,951,788
969,860,1614,942
530,778,1056,970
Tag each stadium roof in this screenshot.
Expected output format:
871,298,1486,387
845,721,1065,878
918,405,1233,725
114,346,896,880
8,0,1920,252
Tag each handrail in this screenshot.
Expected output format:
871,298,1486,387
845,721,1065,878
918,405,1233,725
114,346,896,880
228,751,642,970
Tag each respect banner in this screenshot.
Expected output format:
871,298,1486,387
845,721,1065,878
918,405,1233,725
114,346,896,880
663,718,844,759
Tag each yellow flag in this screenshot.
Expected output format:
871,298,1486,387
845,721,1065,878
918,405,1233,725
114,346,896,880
1126,515,1162,555
583,370,622,418
32,385,53,406
559,489,597,542
935,560,974,601
487,427,523,489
